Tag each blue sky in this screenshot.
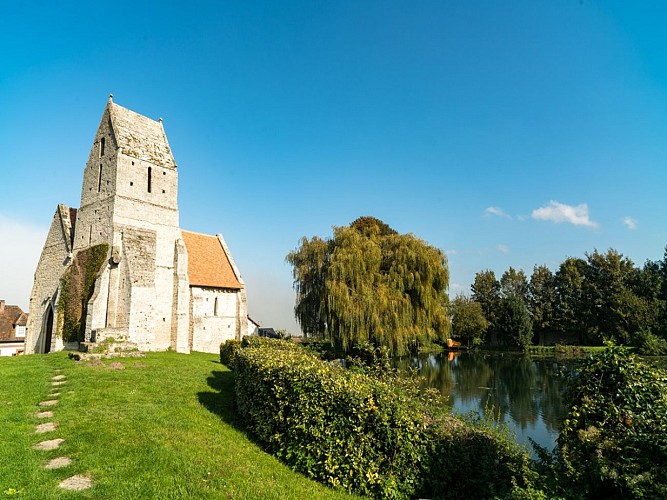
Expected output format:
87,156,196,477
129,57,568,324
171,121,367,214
2,1,666,333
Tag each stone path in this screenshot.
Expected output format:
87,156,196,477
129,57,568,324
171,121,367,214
44,456,72,469
33,438,64,450
59,475,92,491
35,422,57,434
33,366,93,491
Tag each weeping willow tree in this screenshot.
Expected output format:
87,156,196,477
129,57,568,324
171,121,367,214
286,216,450,355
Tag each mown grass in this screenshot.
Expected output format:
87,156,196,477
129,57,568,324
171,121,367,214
0,351,361,499
525,345,608,357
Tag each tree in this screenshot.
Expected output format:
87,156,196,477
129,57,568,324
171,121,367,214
632,256,667,342
496,294,533,350
471,270,500,338
450,294,488,347
555,345,667,498
528,265,556,342
553,257,586,340
500,267,528,301
286,216,450,355
581,249,640,344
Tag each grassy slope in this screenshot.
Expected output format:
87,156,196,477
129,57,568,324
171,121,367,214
0,351,361,499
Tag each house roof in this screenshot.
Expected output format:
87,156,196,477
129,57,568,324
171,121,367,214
181,230,243,289
108,100,176,168
0,302,27,341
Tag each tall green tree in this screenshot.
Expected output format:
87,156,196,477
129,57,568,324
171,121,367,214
528,265,556,341
450,294,488,347
471,270,500,338
553,257,586,340
286,216,450,355
636,252,667,340
500,267,529,301
496,294,533,350
582,249,640,344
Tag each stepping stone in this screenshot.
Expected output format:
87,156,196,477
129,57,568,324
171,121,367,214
49,393,61,398
33,438,64,450
36,422,57,434
36,411,54,419
44,456,72,470
59,475,92,491
52,375,66,381
52,381,66,386
39,400,58,407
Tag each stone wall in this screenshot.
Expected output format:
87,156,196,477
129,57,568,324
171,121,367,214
190,287,242,353
28,98,249,355
25,205,74,353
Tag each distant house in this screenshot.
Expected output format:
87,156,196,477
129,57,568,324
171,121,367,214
0,300,27,356
257,327,279,339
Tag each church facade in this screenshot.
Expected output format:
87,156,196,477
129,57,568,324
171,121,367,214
25,96,248,354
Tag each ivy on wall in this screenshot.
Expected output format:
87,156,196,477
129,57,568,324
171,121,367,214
58,243,109,343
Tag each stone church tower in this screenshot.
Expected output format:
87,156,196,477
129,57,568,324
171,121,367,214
26,96,248,354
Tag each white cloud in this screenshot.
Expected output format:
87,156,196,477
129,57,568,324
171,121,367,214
531,201,598,229
445,249,458,256
483,206,512,219
622,216,638,230
0,214,46,310
497,244,510,253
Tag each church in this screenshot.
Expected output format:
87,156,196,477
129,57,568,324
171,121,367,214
25,96,248,354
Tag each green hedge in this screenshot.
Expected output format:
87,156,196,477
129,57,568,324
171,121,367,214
241,336,301,350
421,415,537,499
219,340,242,367
234,343,535,499
221,337,301,369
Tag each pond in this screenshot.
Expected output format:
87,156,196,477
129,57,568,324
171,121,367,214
396,351,580,454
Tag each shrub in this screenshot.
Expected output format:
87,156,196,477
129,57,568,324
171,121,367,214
233,343,536,499
633,328,667,356
554,344,667,498
219,340,242,367
419,413,538,499
300,339,339,360
241,336,300,350
235,346,429,499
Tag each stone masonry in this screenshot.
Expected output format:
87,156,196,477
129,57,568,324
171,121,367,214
26,96,248,354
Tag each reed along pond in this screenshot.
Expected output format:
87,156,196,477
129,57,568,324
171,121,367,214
396,351,580,453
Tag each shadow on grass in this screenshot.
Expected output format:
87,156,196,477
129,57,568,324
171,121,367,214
197,369,266,450
197,370,239,425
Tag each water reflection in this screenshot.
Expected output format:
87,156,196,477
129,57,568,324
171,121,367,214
396,352,577,452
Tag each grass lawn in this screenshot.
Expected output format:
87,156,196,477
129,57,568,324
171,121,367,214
0,351,361,499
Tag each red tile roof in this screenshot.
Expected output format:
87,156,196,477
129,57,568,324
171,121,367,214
181,231,243,289
0,302,27,341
